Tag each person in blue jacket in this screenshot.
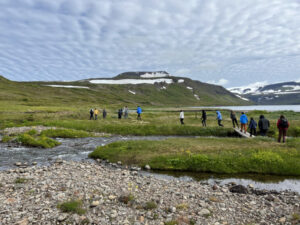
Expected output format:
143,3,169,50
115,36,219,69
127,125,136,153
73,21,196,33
137,106,142,120
216,111,223,127
248,117,257,137
240,112,248,133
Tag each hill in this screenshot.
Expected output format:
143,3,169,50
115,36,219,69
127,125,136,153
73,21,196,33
0,72,249,107
228,81,300,105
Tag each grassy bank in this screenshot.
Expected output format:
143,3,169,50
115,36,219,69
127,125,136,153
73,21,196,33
89,137,300,176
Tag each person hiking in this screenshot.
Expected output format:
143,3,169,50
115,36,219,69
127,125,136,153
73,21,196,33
180,110,184,125
201,110,207,127
102,109,107,119
277,115,289,143
248,117,257,137
94,108,99,120
89,108,94,120
216,111,223,127
258,115,270,136
230,110,239,128
124,106,129,119
118,108,123,119
137,106,142,120
240,112,248,133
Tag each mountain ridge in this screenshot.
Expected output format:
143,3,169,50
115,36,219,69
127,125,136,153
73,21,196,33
0,72,250,107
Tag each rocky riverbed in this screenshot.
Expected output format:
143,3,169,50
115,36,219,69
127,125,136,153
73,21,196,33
0,161,300,225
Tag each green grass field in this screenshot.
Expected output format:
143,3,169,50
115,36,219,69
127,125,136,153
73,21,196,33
89,137,300,175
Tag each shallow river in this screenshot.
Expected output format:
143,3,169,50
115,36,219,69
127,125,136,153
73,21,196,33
1,136,300,193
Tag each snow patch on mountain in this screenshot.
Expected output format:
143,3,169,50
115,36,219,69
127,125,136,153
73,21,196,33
140,72,169,78
128,90,136,95
186,86,193,90
194,94,200,100
90,79,173,85
46,85,90,89
178,79,184,83
228,82,267,95
235,95,250,101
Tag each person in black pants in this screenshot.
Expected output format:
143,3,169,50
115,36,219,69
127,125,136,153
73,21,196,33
258,115,270,136
201,110,207,127
248,117,257,137
230,110,239,128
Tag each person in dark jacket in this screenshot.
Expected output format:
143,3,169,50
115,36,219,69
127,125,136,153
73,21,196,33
248,117,257,137
258,115,270,136
89,108,94,120
118,108,123,119
230,111,239,128
277,115,289,143
201,110,207,127
102,109,107,119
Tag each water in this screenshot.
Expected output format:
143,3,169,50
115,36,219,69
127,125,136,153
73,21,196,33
1,135,300,193
191,105,300,112
0,136,168,170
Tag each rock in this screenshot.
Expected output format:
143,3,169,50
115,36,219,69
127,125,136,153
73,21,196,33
212,184,218,190
32,162,37,165
108,195,116,200
198,208,210,216
117,161,122,165
55,159,63,164
265,195,275,201
171,206,176,213
279,217,286,223
139,216,144,223
15,162,22,166
144,164,151,170
248,184,254,188
16,218,29,225
57,214,68,222
229,185,248,194
90,201,100,207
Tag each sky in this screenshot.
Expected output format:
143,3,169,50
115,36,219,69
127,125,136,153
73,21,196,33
1,0,300,87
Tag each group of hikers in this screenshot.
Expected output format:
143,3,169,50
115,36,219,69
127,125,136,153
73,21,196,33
89,108,107,120
89,106,143,120
179,109,290,143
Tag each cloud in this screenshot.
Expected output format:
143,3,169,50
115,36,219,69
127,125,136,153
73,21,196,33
207,78,229,86
0,0,300,86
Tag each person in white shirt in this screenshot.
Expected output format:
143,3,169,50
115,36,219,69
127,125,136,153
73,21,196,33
180,110,184,125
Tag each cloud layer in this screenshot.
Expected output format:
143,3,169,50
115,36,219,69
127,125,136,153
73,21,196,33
1,0,300,87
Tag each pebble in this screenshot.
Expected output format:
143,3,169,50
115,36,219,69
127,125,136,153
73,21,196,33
0,161,298,225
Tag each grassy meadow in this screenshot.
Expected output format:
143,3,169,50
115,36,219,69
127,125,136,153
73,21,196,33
1,85,300,175
89,137,300,175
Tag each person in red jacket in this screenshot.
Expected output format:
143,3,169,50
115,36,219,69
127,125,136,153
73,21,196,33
277,115,289,143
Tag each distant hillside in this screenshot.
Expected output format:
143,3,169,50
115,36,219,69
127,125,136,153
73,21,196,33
0,72,249,107
228,81,300,105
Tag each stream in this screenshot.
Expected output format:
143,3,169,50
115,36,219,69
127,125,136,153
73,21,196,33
1,136,300,193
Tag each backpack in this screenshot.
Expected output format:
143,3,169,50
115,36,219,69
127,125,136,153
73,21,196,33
280,118,288,128
90,109,93,114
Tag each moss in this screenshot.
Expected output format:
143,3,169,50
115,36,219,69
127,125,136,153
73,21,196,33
118,193,135,204
1,135,13,143
15,177,28,184
57,200,86,215
17,133,60,148
144,201,157,210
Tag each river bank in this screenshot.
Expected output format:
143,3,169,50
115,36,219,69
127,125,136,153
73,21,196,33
1,160,299,225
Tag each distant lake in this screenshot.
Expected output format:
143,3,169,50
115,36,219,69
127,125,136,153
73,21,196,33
191,105,300,112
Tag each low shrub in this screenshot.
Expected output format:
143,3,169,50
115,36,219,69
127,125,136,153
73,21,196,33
57,200,86,215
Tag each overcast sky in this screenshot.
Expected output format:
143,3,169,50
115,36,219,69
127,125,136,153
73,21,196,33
1,0,300,87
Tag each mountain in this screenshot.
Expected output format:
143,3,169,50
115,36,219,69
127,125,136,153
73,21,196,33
0,72,249,107
228,81,300,105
